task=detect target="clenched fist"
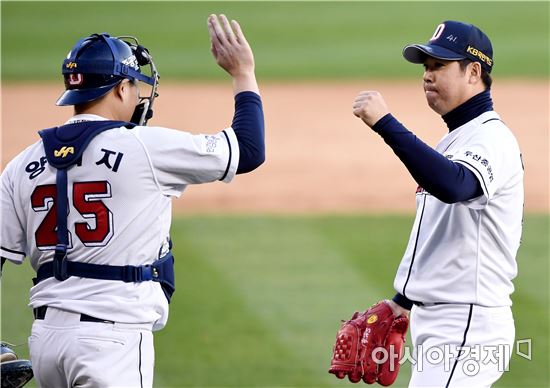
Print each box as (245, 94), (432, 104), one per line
(352, 91), (390, 128)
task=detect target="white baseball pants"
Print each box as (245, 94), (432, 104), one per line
(29, 307), (154, 388)
(408, 303), (514, 388)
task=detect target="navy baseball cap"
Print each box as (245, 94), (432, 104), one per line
(403, 21), (494, 73)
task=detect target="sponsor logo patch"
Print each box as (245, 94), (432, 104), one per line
(54, 146), (75, 158)
(466, 45), (493, 66)
(121, 55), (139, 70)
(68, 73), (83, 86)
(367, 314), (378, 324)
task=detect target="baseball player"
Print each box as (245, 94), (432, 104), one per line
(350, 21), (523, 386)
(1, 14), (264, 387)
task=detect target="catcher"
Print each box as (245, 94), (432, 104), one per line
(1, 14), (264, 387)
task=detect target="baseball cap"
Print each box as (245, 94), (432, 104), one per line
(403, 21), (494, 72)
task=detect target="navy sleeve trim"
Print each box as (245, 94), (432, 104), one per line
(219, 130), (232, 181)
(232, 91), (265, 174)
(392, 293), (414, 311)
(372, 114), (483, 203)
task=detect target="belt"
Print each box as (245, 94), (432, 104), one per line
(33, 306), (114, 324)
(413, 301), (450, 307)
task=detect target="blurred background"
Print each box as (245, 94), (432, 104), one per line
(1, 2), (548, 387)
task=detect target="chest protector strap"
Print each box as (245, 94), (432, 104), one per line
(35, 121), (175, 303)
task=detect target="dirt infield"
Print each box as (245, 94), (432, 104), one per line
(2, 81), (548, 213)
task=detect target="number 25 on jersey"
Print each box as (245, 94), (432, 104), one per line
(31, 181), (113, 250)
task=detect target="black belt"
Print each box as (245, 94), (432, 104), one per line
(33, 306), (114, 324)
(413, 301), (450, 307)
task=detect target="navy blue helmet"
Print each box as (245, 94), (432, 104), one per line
(56, 33), (159, 125)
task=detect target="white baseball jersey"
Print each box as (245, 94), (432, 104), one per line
(1, 114), (240, 330)
(394, 110), (524, 306)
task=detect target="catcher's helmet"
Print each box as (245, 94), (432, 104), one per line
(56, 33), (159, 125)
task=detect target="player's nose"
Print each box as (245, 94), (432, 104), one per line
(422, 69), (434, 84)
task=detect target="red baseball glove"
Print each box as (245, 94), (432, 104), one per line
(328, 301), (409, 386)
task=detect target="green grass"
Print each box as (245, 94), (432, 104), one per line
(1, 1), (548, 80)
(1, 214), (548, 387)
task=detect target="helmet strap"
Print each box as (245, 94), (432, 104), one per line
(130, 100), (153, 126)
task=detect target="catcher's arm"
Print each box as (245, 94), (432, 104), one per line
(207, 13), (265, 176)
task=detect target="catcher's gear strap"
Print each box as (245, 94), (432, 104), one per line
(39, 121), (135, 169)
(33, 251), (175, 302)
(35, 121), (176, 303)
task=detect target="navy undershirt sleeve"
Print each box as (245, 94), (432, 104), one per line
(392, 293), (413, 311)
(372, 114), (483, 203)
(231, 91), (265, 174)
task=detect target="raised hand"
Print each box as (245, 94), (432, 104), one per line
(207, 14), (258, 94)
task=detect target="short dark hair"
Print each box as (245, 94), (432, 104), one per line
(459, 58), (492, 89)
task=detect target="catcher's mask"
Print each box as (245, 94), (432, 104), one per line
(56, 33), (160, 125)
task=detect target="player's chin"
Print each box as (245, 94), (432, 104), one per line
(425, 96), (444, 115)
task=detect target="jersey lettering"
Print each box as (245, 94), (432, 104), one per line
(96, 149), (124, 172)
(73, 181), (114, 246)
(25, 157), (48, 180)
(31, 184), (58, 249)
(31, 181), (113, 249)
(464, 151), (494, 182)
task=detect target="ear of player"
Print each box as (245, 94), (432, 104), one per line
(329, 301), (409, 386)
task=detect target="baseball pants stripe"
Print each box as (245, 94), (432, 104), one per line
(445, 304), (474, 387)
(408, 303), (514, 388)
